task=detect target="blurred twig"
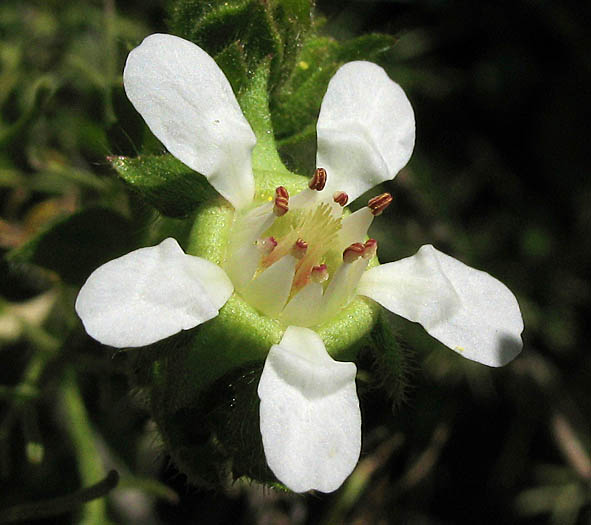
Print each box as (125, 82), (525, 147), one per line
(551, 412), (591, 482)
(513, 352), (590, 482)
(320, 433), (404, 525)
(61, 368), (111, 525)
(0, 470), (119, 524)
(394, 422), (450, 493)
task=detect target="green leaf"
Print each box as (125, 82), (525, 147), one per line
(339, 32), (399, 62)
(167, 0), (313, 90)
(110, 154), (218, 218)
(0, 75), (58, 148)
(271, 0), (313, 86)
(6, 208), (136, 286)
(107, 85), (162, 157)
(271, 33), (398, 142)
(214, 41), (250, 96)
(168, 0), (283, 85)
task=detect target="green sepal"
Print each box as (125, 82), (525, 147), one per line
(239, 59), (309, 188)
(6, 207), (135, 286)
(272, 33), (398, 143)
(110, 154), (217, 218)
(367, 310), (411, 411)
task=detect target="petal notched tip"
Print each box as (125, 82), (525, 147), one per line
(316, 60), (415, 202)
(264, 342), (357, 400)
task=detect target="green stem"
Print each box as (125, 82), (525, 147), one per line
(0, 349), (53, 475)
(0, 384), (38, 402)
(61, 368), (110, 525)
(0, 471), (118, 524)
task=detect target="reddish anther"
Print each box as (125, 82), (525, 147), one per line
(273, 186), (289, 216)
(309, 168), (327, 191)
(333, 191), (349, 207)
(275, 186), (289, 199)
(368, 193), (392, 216)
(343, 242), (365, 263)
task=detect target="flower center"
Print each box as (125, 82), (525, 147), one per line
(261, 200), (342, 292)
(224, 169), (390, 327)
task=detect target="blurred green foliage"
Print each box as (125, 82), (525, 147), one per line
(0, 0), (589, 524)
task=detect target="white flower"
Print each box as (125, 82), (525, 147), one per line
(75, 34), (524, 493)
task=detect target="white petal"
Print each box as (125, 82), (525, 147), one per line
(225, 203), (276, 290)
(224, 242), (261, 293)
(75, 238), (233, 348)
(320, 258), (369, 324)
(123, 33), (256, 209)
(316, 61), (415, 202)
(358, 245), (461, 330)
(280, 282), (323, 327)
(338, 207), (374, 250)
(258, 327), (361, 493)
(241, 255), (296, 317)
(358, 245), (524, 367)
(289, 188), (320, 210)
